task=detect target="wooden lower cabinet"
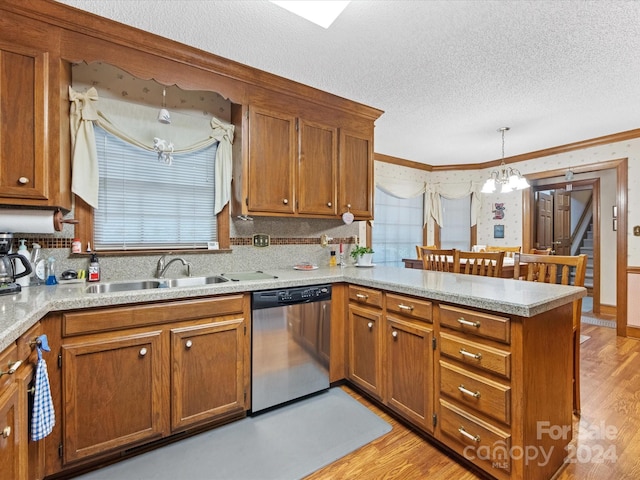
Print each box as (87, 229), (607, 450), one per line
(61, 330), (167, 464)
(347, 303), (383, 401)
(50, 294), (250, 472)
(0, 381), (20, 480)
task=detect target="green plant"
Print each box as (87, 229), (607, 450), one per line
(350, 245), (374, 260)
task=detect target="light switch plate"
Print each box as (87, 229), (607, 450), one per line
(253, 234), (270, 247)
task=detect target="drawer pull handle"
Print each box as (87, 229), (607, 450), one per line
(2, 426), (11, 439)
(458, 426), (481, 443)
(139, 348), (148, 357)
(457, 318), (481, 328)
(459, 348), (482, 360)
(458, 384), (481, 399)
(367, 322), (374, 330)
(398, 304), (414, 311)
(391, 330), (398, 338)
(185, 340), (193, 349)
(0, 360), (22, 377)
(29, 338), (43, 349)
(28, 386), (36, 395)
(356, 293), (369, 300)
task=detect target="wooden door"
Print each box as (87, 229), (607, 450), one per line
(347, 304), (383, 400)
(339, 130), (373, 219)
(554, 190), (571, 255)
(62, 331), (167, 464)
(171, 318), (246, 431)
(536, 191), (553, 250)
(386, 316), (434, 432)
(0, 384), (20, 480)
(297, 119), (337, 216)
(247, 107), (296, 214)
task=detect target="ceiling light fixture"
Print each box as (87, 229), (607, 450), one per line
(270, 1), (350, 28)
(481, 127), (529, 194)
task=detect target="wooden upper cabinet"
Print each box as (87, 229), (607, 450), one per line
(297, 119), (338, 216)
(339, 129), (373, 219)
(0, 13), (70, 209)
(247, 107), (296, 214)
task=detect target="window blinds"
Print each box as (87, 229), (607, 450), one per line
(94, 125), (218, 250)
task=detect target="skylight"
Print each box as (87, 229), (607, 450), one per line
(270, 1), (350, 28)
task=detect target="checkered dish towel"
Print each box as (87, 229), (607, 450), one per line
(31, 334), (55, 441)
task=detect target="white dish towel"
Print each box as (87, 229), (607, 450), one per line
(31, 334), (55, 441)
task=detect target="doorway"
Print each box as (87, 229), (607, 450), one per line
(523, 158), (627, 337)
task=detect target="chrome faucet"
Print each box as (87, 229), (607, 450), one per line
(155, 255), (192, 278)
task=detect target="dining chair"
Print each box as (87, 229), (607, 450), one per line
(453, 250), (505, 277)
(529, 247), (552, 255)
(513, 253), (587, 415)
(486, 245), (521, 258)
(415, 245), (437, 259)
(420, 248), (456, 272)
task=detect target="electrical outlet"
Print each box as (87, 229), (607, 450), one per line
(253, 234), (270, 247)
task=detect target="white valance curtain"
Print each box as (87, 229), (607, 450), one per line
(427, 182), (482, 227)
(375, 174), (481, 227)
(68, 86), (234, 213)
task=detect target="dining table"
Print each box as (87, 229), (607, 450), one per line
(402, 256), (525, 279)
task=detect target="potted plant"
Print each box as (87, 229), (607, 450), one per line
(350, 245), (375, 266)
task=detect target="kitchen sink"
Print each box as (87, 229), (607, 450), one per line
(85, 280), (162, 294)
(84, 275), (230, 294)
(158, 275), (230, 288)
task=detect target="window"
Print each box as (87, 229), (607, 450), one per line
(93, 125), (218, 250)
(439, 196), (471, 250)
(372, 188), (424, 266)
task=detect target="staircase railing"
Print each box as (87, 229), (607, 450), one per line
(570, 194), (593, 256)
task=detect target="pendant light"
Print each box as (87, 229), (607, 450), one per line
(481, 127), (530, 193)
(157, 87), (171, 124)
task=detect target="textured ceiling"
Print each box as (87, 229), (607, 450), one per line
(57, 0), (640, 166)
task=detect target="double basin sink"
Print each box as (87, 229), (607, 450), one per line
(85, 275), (229, 294)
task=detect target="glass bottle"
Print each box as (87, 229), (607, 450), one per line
(45, 257), (58, 285)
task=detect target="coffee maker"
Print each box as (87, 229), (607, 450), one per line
(0, 232), (32, 295)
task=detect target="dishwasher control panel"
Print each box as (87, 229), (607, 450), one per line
(252, 284), (332, 309)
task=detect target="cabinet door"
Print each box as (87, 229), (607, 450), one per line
(386, 316), (434, 433)
(62, 331), (167, 464)
(0, 42), (48, 202)
(347, 304), (383, 400)
(297, 119), (337, 216)
(247, 107), (296, 214)
(0, 383), (20, 480)
(339, 129), (373, 219)
(171, 318), (246, 431)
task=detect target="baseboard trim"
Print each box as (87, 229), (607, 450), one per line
(626, 325), (640, 339)
(599, 304), (617, 316)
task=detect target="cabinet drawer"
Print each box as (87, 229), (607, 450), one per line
(0, 344), (18, 390)
(439, 305), (510, 344)
(440, 399), (511, 474)
(63, 295), (246, 336)
(440, 361), (511, 425)
(440, 332), (511, 379)
(16, 322), (42, 364)
(348, 285), (382, 309)
(385, 293), (432, 323)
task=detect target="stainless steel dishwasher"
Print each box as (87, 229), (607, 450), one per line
(251, 285), (331, 413)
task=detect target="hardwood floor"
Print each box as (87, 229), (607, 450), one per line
(307, 324), (640, 479)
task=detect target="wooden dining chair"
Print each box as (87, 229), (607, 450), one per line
(420, 248), (456, 272)
(453, 250), (505, 277)
(415, 245), (437, 259)
(486, 245), (521, 258)
(513, 253), (587, 415)
(529, 247), (552, 255)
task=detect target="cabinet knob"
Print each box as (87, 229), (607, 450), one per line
(28, 386), (36, 396)
(283, 198), (288, 205)
(391, 330), (398, 338)
(139, 348), (148, 357)
(2, 426), (10, 438)
(327, 202), (332, 207)
(367, 321), (373, 330)
(18, 176), (30, 185)
(185, 340), (193, 349)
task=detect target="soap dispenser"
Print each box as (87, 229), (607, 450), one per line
(15, 239), (31, 287)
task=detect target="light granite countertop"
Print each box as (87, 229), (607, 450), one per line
(0, 265), (585, 352)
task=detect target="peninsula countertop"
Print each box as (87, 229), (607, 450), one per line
(0, 265), (586, 352)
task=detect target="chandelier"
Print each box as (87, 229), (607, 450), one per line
(481, 127), (529, 193)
